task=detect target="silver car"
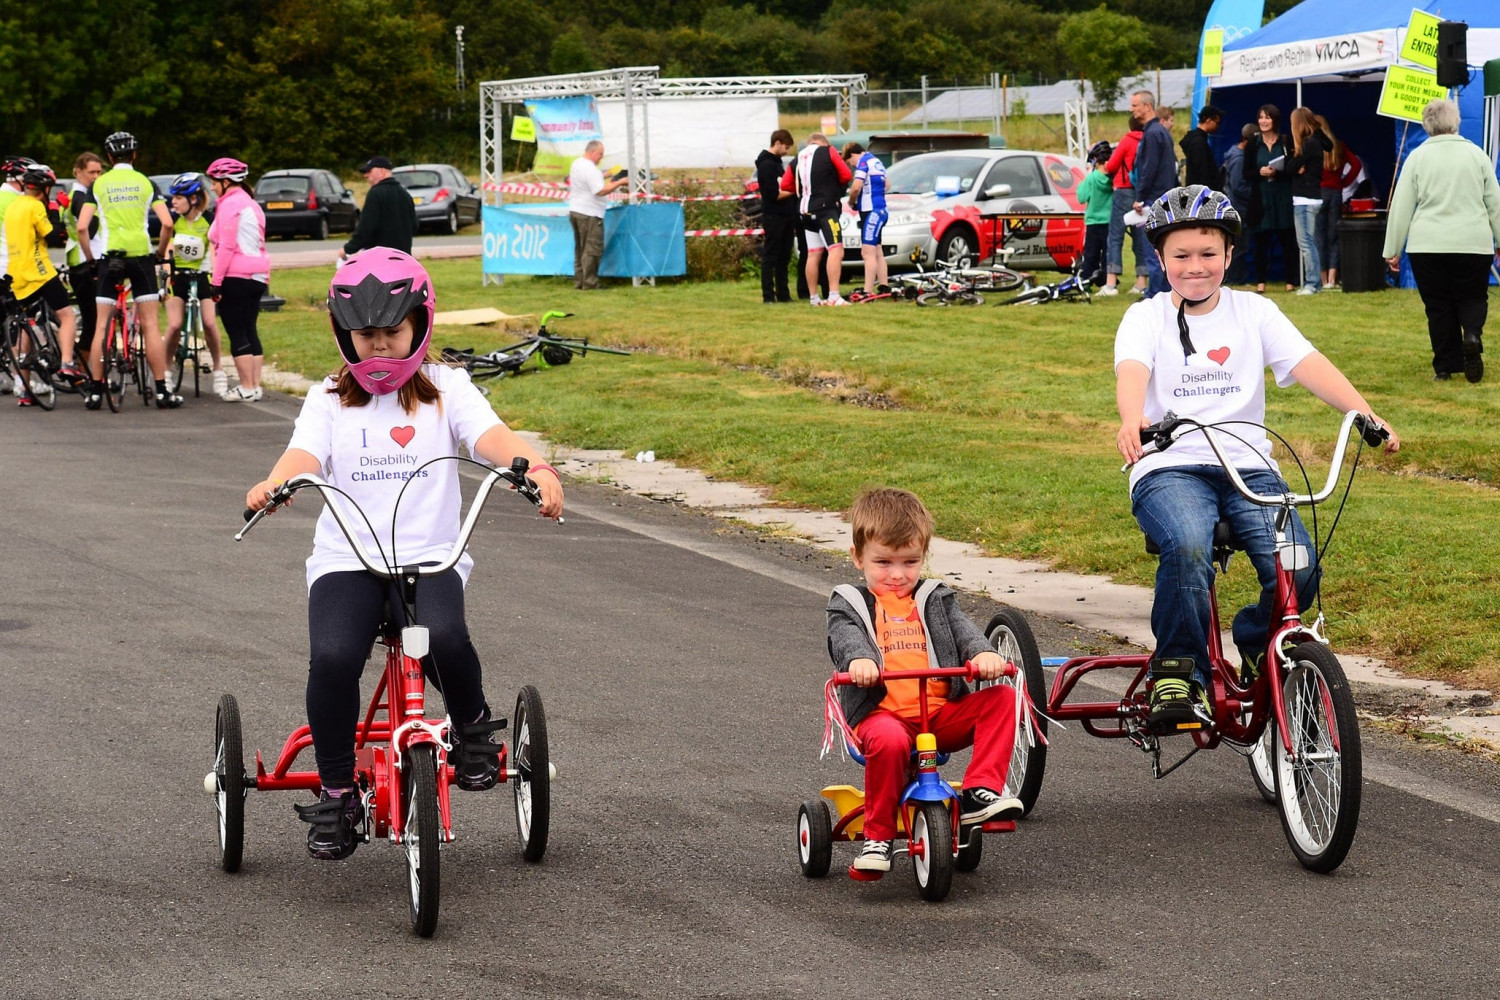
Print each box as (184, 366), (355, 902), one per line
(839, 149), (1088, 272)
(393, 164), (481, 234)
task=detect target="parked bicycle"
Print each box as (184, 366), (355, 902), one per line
(440, 311), (630, 393)
(0, 275), (62, 409)
(1000, 262), (1092, 306)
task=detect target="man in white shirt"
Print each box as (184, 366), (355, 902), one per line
(568, 140), (629, 289)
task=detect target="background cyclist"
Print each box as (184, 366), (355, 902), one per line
(65, 152), (105, 378)
(205, 157), (269, 402)
(0, 155), (35, 395)
(74, 131), (179, 409)
(3, 164), (81, 403)
(162, 172), (226, 397)
(843, 141), (889, 301)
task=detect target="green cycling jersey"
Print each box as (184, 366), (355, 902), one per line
(91, 163), (163, 257)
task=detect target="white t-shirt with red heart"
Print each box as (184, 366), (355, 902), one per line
(1114, 288), (1316, 492)
(286, 364), (503, 589)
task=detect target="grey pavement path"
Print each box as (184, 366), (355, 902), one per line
(0, 391), (1497, 998)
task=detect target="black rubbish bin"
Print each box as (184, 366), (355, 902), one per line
(1339, 214), (1388, 293)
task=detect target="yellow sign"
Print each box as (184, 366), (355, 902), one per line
(1400, 8), (1440, 70)
(1202, 28), (1224, 77)
(1377, 64), (1448, 122)
(509, 116), (536, 143)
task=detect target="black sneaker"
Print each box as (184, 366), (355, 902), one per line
(1239, 650), (1266, 686)
(851, 838), (892, 873)
(294, 788), (362, 860)
(155, 389), (184, 409)
(959, 786), (1024, 824)
(1148, 676), (1199, 733)
(451, 714), (506, 791)
(1463, 331), (1483, 383)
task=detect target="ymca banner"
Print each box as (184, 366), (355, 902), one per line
(1215, 29), (1399, 86)
(524, 97), (603, 172)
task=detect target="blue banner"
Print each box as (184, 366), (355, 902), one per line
(482, 203), (687, 278)
(523, 96), (603, 172)
(1192, 0), (1266, 125)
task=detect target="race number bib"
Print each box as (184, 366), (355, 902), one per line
(172, 233), (206, 262)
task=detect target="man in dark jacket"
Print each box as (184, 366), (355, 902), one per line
(340, 156), (416, 259)
(755, 129), (796, 303)
(1180, 104), (1222, 189)
(1129, 91), (1179, 297)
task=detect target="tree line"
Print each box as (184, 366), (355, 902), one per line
(1, 1), (1297, 177)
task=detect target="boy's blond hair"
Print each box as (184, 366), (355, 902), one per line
(850, 488), (935, 556)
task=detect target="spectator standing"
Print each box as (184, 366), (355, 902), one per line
(1313, 113), (1354, 288)
(781, 133), (851, 306)
(755, 129), (797, 303)
(1075, 140), (1114, 286)
(1130, 90), (1179, 297)
(1221, 124), (1256, 285)
(206, 157), (270, 401)
(1181, 105), (1223, 189)
(340, 156), (416, 260)
(1244, 104), (1298, 293)
(1287, 107), (1328, 294)
(1100, 119), (1148, 296)
(1382, 98), (1500, 383)
(564, 140), (627, 291)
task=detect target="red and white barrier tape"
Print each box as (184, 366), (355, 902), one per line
(486, 181), (751, 203)
(684, 228), (763, 237)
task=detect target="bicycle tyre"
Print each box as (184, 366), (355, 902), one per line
(104, 322), (125, 412)
(984, 608), (1047, 816)
(131, 318), (151, 405)
(915, 292), (951, 307)
(910, 802), (953, 902)
(1002, 287), (1052, 306)
(403, 744), (441, 937)
(954, 824), (982, 872)
(187, 299), (204, 397)
(1248, 720), (1277, 804)
(214, 694), (246, 873)
(1273, 642), (1361, 873)
(513, 684), (550, 862)
(796, 799), (833, 878)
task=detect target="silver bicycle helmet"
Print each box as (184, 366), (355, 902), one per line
(1145, 185), (1241, 250)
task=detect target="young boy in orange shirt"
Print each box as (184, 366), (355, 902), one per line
(826, 488), (1022, 874)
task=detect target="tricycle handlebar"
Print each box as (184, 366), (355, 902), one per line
(832, 662), (1016, 686)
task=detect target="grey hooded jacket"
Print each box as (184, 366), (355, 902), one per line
(825, 580), (993, 729)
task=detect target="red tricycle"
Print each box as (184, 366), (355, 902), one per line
(797, 607), (1048, 902)
(1031, 410), (1389, 873)
(209, 458), (553, 936)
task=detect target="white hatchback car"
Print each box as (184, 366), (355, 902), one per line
(839, 148), (1089, 272)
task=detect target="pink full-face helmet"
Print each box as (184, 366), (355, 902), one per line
(327, 250), (436, 395)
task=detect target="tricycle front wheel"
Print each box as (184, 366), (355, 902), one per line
(910, 802), (953, 902)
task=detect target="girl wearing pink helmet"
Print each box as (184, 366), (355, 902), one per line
(244, 249), (564, 860)
(206, 156), (269, 400)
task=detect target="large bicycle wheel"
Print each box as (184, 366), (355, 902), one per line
(402, 744), (441, 937)
(131, 320), (151, 405)
(1273, 642), (1361, 873)
(186, 300), (204, 397)
(1003, 286), (1052, 306)
(984, 609), (1047, 815)
(512, 684), (550, 862)
(1248, 720), (1277, 804)
(213, 694), (246, 873)
(910, 802), (954, 902)
(104, 325), (126, 412)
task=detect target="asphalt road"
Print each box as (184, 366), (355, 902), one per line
(2, 391), (1497, 999)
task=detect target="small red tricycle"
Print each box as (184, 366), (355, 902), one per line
(1029, 410), (1389, 873)
(797, 607), (1047, 902)
(209, 458), (553, 936)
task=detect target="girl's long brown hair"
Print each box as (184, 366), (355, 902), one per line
(1312, 112), (1345, 172)
(334, 349), (445, 414)
(1290, 107), (1316, 158)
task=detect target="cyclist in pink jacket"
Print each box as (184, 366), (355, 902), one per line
(206, 157), (270, 401)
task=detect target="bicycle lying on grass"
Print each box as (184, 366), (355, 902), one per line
(440, 310), (630, 392)
(1000, 262), (1092, 306)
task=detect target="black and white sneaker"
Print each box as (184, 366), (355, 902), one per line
(294, 788), (363, 860)
(452, 714), (506, 791)
(851, 839), (892, 873)
(959, 786), (1024, 824)
(155, 389), (184, 409)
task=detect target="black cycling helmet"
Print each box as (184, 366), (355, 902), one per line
(1145, 184), (1241, 250)
(2, 154), (36, 179)
(105, 131), (138, 159)
(1088, 139), (1112, 163)
(20, 164), (56, 190)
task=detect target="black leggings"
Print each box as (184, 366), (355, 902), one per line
(219, 277), (264, 357)
(1252, 227), (1299, 285)
(71, 264), (98, 352)
(306, 569), (488, 787)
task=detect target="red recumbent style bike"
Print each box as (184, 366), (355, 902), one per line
(1009, 410), (1388, 873)
(210, 457), (554, 936)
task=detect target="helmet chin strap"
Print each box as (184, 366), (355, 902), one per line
(1175, 292), (1213, 360)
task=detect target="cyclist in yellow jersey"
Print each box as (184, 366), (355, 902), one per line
(163, 172), (226, 396)
(3, 164), (81, 404)
(74, 131), (177, 410)
(0, 156), (31, 395)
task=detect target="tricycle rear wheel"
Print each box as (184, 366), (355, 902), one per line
(513, 685), (550, 862)
(796, 799), (833, 878)
(954, 824), (982, 872)
(213, 694), (245, 873)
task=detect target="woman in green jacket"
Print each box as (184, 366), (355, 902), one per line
(1382, 99), (1500, 383)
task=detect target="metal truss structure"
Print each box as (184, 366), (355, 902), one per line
(1064, 99), (1091, 163)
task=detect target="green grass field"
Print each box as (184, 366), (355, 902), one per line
(260, 261), (1500, 692)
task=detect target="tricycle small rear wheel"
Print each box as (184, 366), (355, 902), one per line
(911, 802), (953, 902)
(513, 685), (550, 862)
(954, 823), (982, 872)
(796, 799), (833, 878)
(213, 694), (246, 873)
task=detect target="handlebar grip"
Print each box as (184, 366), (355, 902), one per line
(243, 507), (257, 522)
(1353, 414), (1389, 448)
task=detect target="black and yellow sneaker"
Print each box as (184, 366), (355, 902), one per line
(1239, 650), (1266, 686)
(1148, 657), (1201, 733)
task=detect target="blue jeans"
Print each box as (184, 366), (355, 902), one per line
(1106, 187), (1150, 277)
(1292, 202), (1322, 290)
(1143, 238), (1168, 298)
(1316, 189), (1341, 274)
(1131, 466), (1321, 687)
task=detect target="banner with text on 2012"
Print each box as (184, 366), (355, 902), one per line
(482, 203), (686, 278)
(524, 97), (603, 173)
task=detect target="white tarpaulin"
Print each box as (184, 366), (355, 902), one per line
(596, 96), (779, 169)
(1213, 29), (1399, 85)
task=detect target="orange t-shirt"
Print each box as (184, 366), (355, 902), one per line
(874, 591), (948, 722)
